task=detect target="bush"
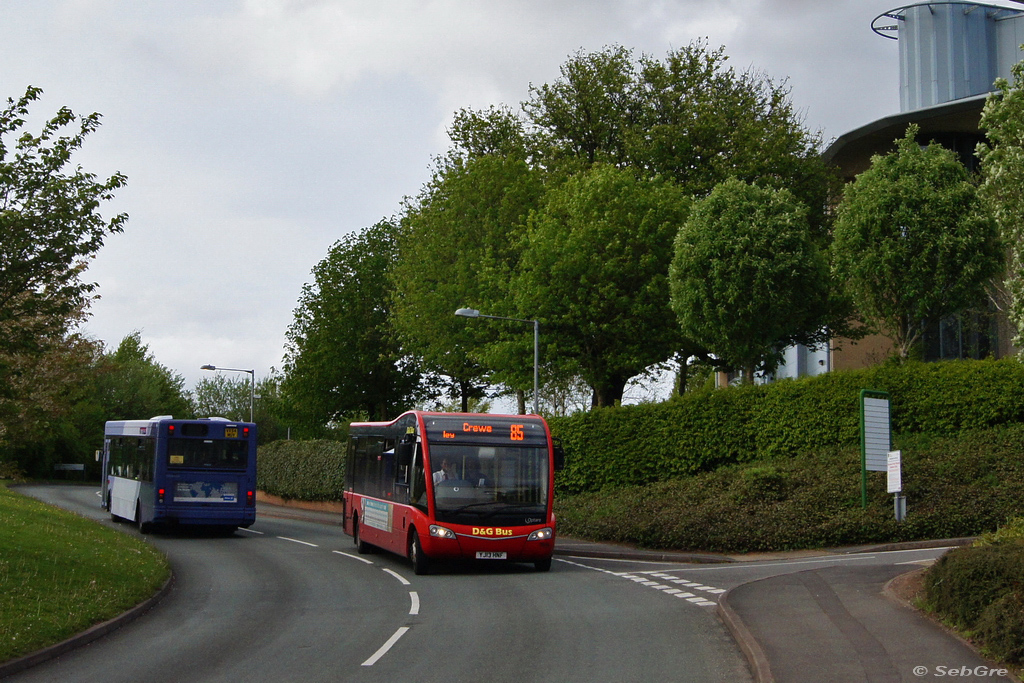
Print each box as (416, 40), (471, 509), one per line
(551, 358), (1024, 494)
(924, 524), (1024, 666)
(257, 440), (346, 501)
(555, 424), (1024, 553)
(975, 590), (1024, 664)
(925, 543), (1024, 629)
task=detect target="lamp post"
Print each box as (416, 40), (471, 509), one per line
(455, 308), (539, 415)
(200, 364), (255, 423)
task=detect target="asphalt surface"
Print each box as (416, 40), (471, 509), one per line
(254, 502), (1018, 683)
(2, 498), (1018, 683)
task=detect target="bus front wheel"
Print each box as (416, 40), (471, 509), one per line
(409, 530), (430, 575)
(534, 557), (552, 572)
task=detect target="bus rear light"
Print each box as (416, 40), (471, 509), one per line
(243, 427), (250, 437)
(527, 528), (553, 541)
(158, 488), (166, 504)
(246, 490), (255, 506)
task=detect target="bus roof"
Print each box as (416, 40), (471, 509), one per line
(104, 416), (253, 436)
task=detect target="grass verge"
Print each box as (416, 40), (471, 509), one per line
(0, 483), (170, 663)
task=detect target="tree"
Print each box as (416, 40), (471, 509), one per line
(978, 59), (1024, 348)
(669, 178), (836, 381)
(391, 113), (546, 410)
(524, 42), (836, 230)
(193, 373), (252, 422)
(0, 86), (127, 355)
(95, 331), (191, 420)
(194, 371), (286, 443)
(833, 126), (1003, 358)
(0, 86), (126, 471)
(515, 164), (690, 406)
(283, 220), (422, 432)
(0, 329), (104, 476)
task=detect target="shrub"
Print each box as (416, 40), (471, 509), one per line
(975, 590), (1024, 664)
(555, 424), (1024, 553)
(551, 358), (1024, 494)
(257, 440), (346, 501)
(924, 542), (1024, 630)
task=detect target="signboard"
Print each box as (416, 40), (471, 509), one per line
(861, 392), (891, 472)
(887, 450), (902, 493)
(860, 389), (892, 508)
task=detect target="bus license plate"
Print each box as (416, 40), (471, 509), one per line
(476, 551), (507, 560)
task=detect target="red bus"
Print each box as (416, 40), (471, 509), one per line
(343, 411), (559, 574)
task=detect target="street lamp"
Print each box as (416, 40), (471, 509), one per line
(455, 308), (539, 415)
(201, 364), (255, 423)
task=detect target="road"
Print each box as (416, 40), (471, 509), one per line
(9, 484), (752, 683)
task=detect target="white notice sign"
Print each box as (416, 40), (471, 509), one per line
(887, 450), (902, 493)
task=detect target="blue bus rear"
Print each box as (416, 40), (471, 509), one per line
(104, 417), (257, 532)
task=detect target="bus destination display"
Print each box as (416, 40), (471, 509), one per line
(423, 416), (547, 446)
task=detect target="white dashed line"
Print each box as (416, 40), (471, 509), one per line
(277, 536), (319, 547)
(409, 591), (420, 615)
(382, 568), (411, 585)
(362, 627), (410, 666)
(332, 550), (374, 565)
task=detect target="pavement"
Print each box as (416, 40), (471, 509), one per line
(1, 499), (1017, 682)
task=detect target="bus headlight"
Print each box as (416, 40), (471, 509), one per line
(429, 524), (456, 540)
(528, 527), (553, 541)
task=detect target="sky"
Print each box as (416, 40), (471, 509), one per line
(0, 0), (990, 394)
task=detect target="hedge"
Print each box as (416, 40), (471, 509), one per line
(257, 439), (346, 501)
(554, 425), (1024, 552)
(550, 358), (1024, 494)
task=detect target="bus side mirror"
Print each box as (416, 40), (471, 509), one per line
(553, 443), (565, 472)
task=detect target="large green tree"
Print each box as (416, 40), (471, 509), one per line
(515, 164), (689, 406)
(978, 59), (1024, 348)
(524, 42), (836, 229)
(833, 127), (1003, 358)
(95, 331), (191, 421)
(194, 371), (285, 443)
(394, 44), (837, 410)
(0, 86), (127, 468)
(283, 220), (422, 431)
(391, 110), (546, 411)
(0, 86), (127, 355)
(669, 178), (836, 381)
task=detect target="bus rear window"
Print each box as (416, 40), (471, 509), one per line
(168, 438), (249, 469)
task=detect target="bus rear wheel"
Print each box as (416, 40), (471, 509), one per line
(136, 502), (151, 534)
(353, 516), (371, 554)
(409, 530), (430, 575)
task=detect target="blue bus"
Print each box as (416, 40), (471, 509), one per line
(102, 416), (257, 533)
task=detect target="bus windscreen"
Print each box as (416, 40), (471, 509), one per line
(430, 443), (549, 526)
